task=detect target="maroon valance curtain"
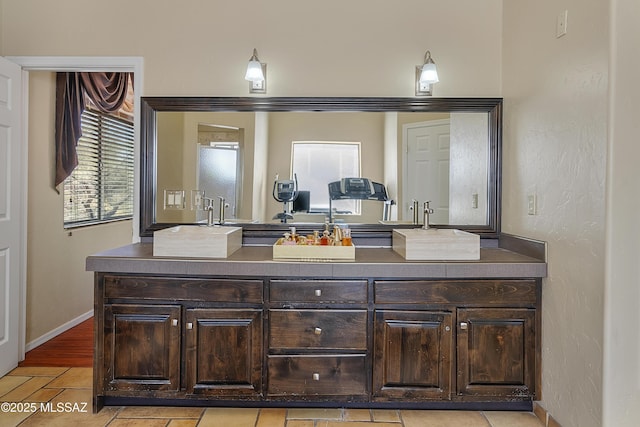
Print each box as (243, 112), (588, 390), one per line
(54, 72), (132, 188)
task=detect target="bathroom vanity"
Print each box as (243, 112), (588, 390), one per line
(88, 236), (546, 412)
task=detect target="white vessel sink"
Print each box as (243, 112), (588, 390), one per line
(392, 228), (480, 261)
(153, 225), (242, 258)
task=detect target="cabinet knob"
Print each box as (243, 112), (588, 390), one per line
(186, 322), (193, 330)
(445, 326), (451, 332)
(312, 373), (320, 381)
(314, 289), (322, 297)
(172, 319), (178, 327)
(460, 322), (468, 330)
(314, 327), (322, 335)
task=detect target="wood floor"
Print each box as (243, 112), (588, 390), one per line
(18, 317), (93, 367)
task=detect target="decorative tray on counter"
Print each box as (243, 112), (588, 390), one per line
(272, 239), (355, 261)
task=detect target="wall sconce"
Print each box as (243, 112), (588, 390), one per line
(415, 50), (439, 96)
(244, 48), (267, 94)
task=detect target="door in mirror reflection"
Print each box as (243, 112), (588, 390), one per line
(197, 143), (240, 222)
(404, 120), (450, 224)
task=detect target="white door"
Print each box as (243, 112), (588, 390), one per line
(0, 57), (23, 376)
(404, 120), (450, 224)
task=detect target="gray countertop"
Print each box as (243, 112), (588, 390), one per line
(86, 243), (547, 279)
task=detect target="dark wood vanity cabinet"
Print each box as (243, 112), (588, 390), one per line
(94, 274), (540, 411)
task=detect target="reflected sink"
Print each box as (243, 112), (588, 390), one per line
(392, 228), (480, 261)
(153, 225), (242, 258)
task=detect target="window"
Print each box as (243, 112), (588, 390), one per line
(291, 141), (361, 214)
(63, 108), (134, 228)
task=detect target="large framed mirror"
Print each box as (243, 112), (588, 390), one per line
(140, 97), (502, 240)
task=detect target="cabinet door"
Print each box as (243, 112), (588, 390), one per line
(373, 310), (453, 401)
(185, 309), (262, 397)
(104, 304), (181, 391)
(457, 308), (536, 398)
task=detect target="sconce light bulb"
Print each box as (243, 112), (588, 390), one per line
(245, 49), (265, 82)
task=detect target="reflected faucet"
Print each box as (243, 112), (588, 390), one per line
(423, 201), (434, 230)
(410, 199), (420, 225)
(217, 196), (228, 225)
(203, 198), (215, 226)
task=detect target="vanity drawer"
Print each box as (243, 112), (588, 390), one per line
(374, 280), (538, 305)
(269, 310), (367, 350)
(270, 280), (367, 304)
(267, 355), (367, 396)
(104, 275), (263, 303)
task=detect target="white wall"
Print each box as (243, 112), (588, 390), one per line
(502, 1), (608, 426)
(1, 0), (502, 97)
(603, 0), (640, 426)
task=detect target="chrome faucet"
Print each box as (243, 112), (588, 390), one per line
(203, 198), (215, 226)
(423, 201), (434, 230)
(217, 196), (228, 225)
(410, 199), (420, 225)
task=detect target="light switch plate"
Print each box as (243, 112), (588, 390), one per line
(527, 194), (537, 215)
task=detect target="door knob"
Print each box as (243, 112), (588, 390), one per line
(460, 322), (468, 330)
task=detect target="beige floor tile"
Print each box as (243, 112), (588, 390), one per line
(46, 367), (92, 389)
(0, 409), (34, 427)
(117, 406), (204, 419)
(483, 411), (544, 427)
(109, 419), (171, 427)
(287, 408), (342, 420)
(198, 407), (259, 427)
(23, 387), (63, 403)
(0, 376), (30, 397)
(324, 423), (399, 427)
(344, 408), (372, 421)
(256, 408), (286, 427)
(168, 420), (200, 427)
(9, 367), (69, 377)
(372, 409), (401, 422)
(0, 376), (56, 402)
(402, 410), (491, 427)
(49, 387), (93, 410)
(18, 405), (119, 427)
(287, 421), (314, 427)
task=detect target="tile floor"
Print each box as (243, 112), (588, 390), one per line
(0, 367), (546, 427)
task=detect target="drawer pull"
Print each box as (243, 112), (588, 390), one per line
(172, 319), (178, 327)
(314, 289), (322, 297)
(312, 373), (320, 381)
(186, 322), (193, 330)
(460, 322), (468, 330)
(314, 327), (322, 335)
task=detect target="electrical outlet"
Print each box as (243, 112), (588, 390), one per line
(527, 194), (537, 215)
(556, 10), (568, 38)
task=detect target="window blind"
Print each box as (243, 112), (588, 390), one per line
(63, 109), (134, 227)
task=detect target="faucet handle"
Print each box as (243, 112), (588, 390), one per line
(424, 200), (434, 213)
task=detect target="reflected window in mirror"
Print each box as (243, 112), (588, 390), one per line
(291, 141), (361, 215)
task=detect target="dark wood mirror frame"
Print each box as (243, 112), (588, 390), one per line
(140, 97), (502, 241)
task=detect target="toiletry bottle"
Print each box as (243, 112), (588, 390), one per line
(342, 226), (352, 246)
(320, 230), (330, 245)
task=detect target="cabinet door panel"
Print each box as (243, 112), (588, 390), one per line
(373, 310), (452, 400)
(185, 309), (262, 397)
(457, 308), (536, 398)
(104, 304), (181, 391)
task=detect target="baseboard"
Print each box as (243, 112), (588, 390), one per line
(25, 310), (93, 352)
